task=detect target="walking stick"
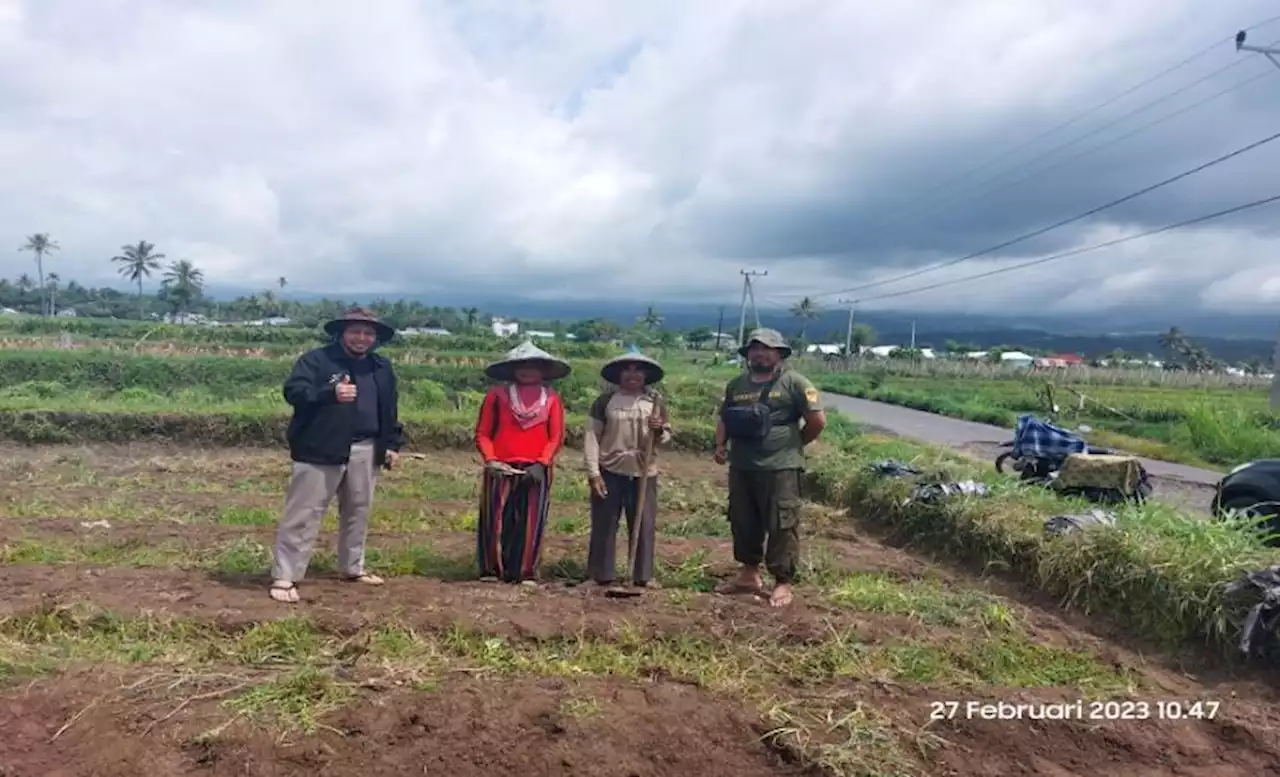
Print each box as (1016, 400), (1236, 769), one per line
(607, 392), (663, 598)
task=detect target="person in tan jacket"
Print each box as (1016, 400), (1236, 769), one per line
(583, 349), (671, 590)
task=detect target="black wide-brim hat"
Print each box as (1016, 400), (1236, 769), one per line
(600, 349), (664, 385)
(323, 306), (395, 343)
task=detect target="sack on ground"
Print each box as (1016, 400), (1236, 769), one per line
(1051, 453), (1145, 496)
(1224, 564), (1280, 661)
(1043, 509), (1117, 538)
(905, 480), (989, 505)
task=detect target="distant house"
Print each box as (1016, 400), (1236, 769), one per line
(491, 318), (519, 337)
(400, 326), (452, 337)
(708, 332), (738, 351)
(1035, 353), (1085, 368)
(55, 308), (78, 318)
(806, 343), (843, 356)
(1000, 351), (1035, 369)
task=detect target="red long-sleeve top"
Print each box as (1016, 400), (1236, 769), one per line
(475, 385), (565, 466)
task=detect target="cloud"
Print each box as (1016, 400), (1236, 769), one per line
(3, 0), (1280, 316)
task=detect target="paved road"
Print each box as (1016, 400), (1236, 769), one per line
(823, 393), (1223, 487)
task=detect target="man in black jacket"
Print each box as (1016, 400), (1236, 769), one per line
(269, 306), (405, 603)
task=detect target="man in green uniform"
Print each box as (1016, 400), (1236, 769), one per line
(713, 328), (826, 607)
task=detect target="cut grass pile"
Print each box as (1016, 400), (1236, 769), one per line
(807, 432), (1280, 656)
(813, 371), (1278, 468)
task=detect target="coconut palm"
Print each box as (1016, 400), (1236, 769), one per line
(112, 241), (165, 320)
(161, 260), (205, 317)
(19, 233), (59, 315)
(790, 296), (822, 342)
(640, 305), (663, 331)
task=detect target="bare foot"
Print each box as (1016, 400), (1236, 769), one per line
(715, 569), (764, 595)
(269, 580), (299, 603)
(769, 584), (793, 608)
(520, 579), (538, 588)
(346, 573), (384, 585)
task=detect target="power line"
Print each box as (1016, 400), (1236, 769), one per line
(850, 193), (1280, 305)
(854, 52), (1268, 245)
(908, 69), (1272, 232)
(907, 12), (1280, 205)
(812, 125), (1280, 299)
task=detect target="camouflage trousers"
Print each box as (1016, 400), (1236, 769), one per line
(727, 467), (803, 584)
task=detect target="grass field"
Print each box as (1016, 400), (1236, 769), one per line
(811, 366), (1279, 469)
(4, 335), (1280, 775)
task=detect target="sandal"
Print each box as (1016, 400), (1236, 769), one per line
(346, 573), (385, 585)
(269, 580), (299, 603)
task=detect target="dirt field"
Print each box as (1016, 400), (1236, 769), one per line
(3, 443), (1280, 776)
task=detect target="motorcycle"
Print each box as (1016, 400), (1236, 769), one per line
(994, 414), (1110, 481)
(995, 414), (1151, 504)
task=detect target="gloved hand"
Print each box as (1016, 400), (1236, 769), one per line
(522, 463), (547, 484)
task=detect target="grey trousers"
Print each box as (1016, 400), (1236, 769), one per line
(271, 441), (378, 582)
(587, 470), (657, 585)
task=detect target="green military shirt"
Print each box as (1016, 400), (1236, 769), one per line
(721, 367), (823, 471)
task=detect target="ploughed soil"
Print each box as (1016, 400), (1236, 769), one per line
(3, 444), (1280, 776)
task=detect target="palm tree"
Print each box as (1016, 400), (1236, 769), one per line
(278, 276), (287, 294)
(112, 241), (165, 320)
(1158, 327), (1185, 354)
(790, 296), (822, 342)
(640, 305), (663, 331)
(46, 272), (60, 315)
(462, 307), (480, 329)
(19, 233), (59, 316)
(161, 260), (205, 317)
(15, 273), (33, 309)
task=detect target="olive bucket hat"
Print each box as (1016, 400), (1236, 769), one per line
(323, 306), (396, 343)
(485, 340), (572, 383)
(600, 346), (665, 386)
(737, 327), (792, 359)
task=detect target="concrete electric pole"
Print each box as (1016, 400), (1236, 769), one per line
(838, 297), (858, 359)
(737, 270), (767, 348)
(1236, 30), (1280, 409)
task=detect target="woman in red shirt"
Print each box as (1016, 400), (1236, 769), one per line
(474, 342), (570, 584)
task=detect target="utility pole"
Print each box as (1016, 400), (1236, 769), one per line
(838, 297), (858, 359)
(737, 270), (767, 347)
(714, 305), (725, 351)
(1236, 30), (1280, 409)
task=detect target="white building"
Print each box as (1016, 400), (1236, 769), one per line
(1000, 351), (1035, 369)
(491, 318), (519, 337)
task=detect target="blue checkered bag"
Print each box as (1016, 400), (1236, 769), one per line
(1011, 414), (1087, 461)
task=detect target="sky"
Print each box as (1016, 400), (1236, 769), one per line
(3, 0), (1280, 317)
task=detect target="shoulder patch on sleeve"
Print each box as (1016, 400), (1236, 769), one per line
(805, 386), (820, 404)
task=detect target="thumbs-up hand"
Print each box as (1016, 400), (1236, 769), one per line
(335, 374), (358, 403)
